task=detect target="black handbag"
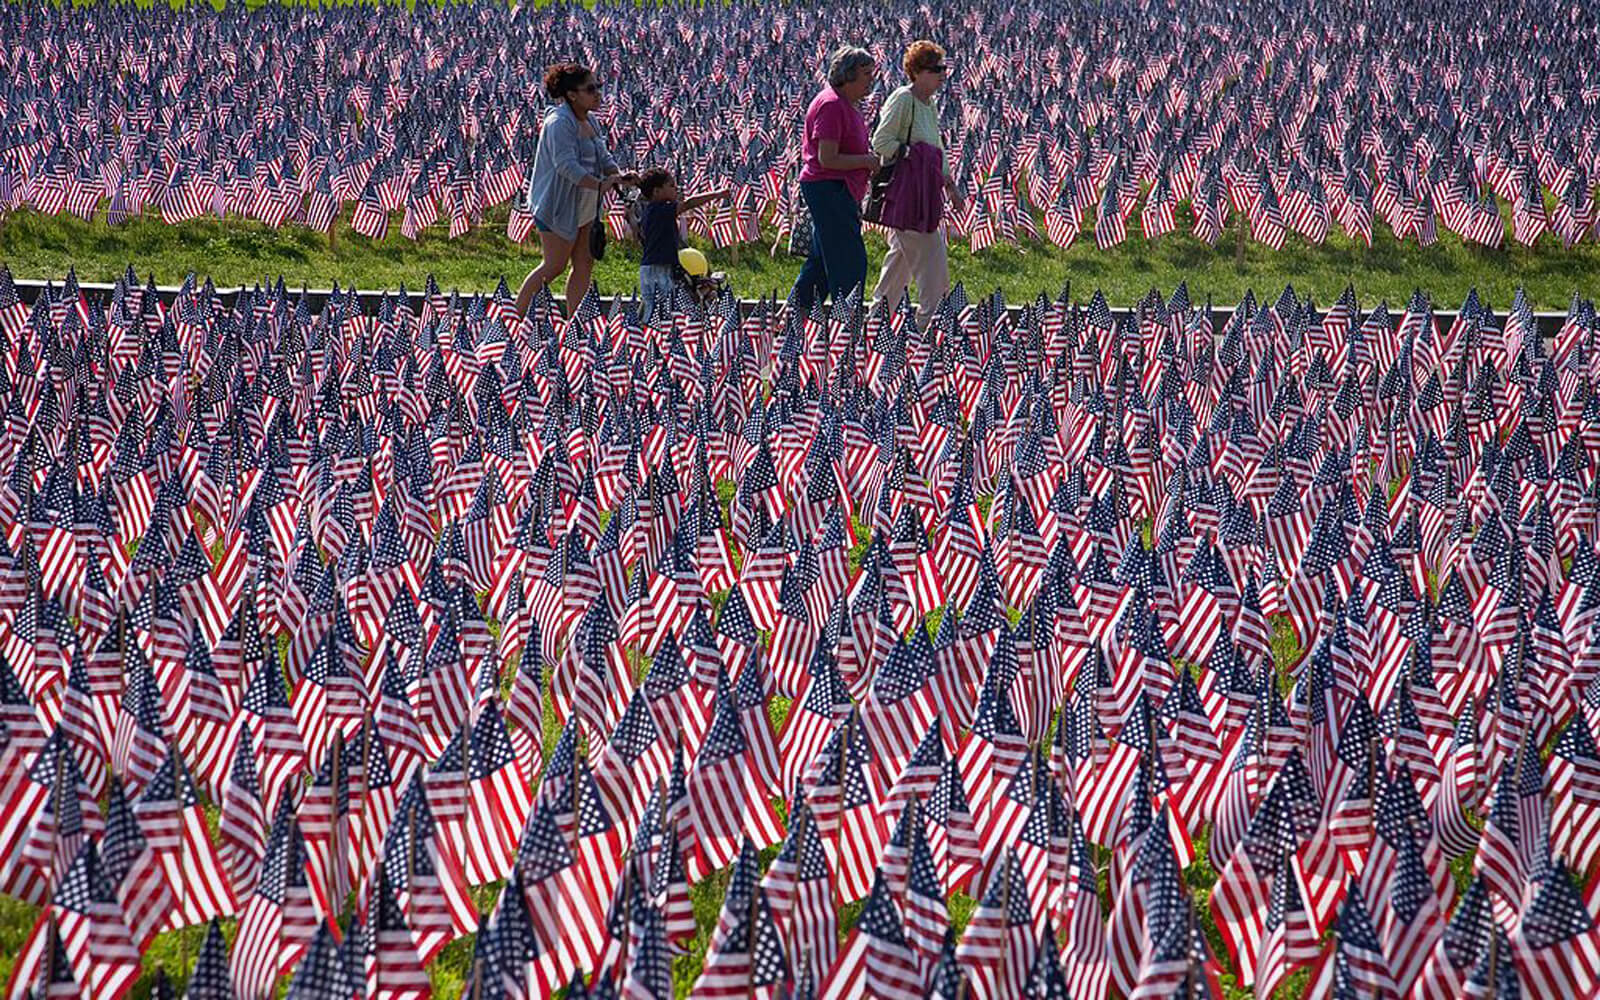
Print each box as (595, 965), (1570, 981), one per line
(862, 104), (914, 225)
(588, 190), (607, 260)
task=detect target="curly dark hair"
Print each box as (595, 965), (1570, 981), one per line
(543, 62), (592, 101)
(637, 167), (675, 199)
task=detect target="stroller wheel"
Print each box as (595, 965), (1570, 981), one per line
(692, 274), (727, 306)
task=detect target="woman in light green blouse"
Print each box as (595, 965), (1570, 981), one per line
(869, 40), (966, 329)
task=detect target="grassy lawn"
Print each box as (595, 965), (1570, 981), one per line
(3, 202), (1598, 310)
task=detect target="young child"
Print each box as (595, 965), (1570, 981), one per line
(636, 167), (730, 323)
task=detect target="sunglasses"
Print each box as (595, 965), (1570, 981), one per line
(924, 65), (949, 74)
(577, 82), (603, 93)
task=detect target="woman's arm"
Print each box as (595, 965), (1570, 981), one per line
(870, 91), (909, 160)
(941, 148), (965, 210)
(817, 139), (880, 173)
(945, 173), (966, 213)
(811, 98), (880, 173)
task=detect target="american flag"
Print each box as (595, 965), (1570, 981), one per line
(616, 875), (674, 999)
(1512, 862), (1600, 998)
(133, 748), (237, 929)
(902, 809), (952, 970)
(820, 869), (921, 999)
(100, 777), (176, 951)
(284, 922), (353, 1000)
(363, 870), (431, 999)
(691, 840), (789, 999)
(760, 793), (837, 985)
(956, 852), (1036, 1000)
(459, 704), (534, 883)
(230, 798), (320, 999)
(188, 919), (234, 1000)
(50, 842), (143, 1000)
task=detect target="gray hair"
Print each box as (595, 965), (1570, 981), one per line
(826, 46), (875, 88)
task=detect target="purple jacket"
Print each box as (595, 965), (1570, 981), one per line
(880, 141), (945, 234)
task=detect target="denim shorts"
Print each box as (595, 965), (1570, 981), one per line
(639, 263), (677, 322)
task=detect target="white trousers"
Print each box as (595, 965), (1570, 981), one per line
(871, 226), (950, 327)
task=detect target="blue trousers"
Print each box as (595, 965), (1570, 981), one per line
(791, 179), (867, 311)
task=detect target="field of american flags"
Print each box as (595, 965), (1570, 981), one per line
(2, 257), (1600, 1000)
(6, 0), (1600, 995)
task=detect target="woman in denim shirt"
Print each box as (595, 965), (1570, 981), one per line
(515, 62), (634, 317)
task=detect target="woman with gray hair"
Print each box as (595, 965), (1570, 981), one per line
(790, 45), (883, 312)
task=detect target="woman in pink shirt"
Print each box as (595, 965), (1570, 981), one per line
(791, 46), (884, 312)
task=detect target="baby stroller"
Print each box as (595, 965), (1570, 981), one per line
(673, 247), (728, 308)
